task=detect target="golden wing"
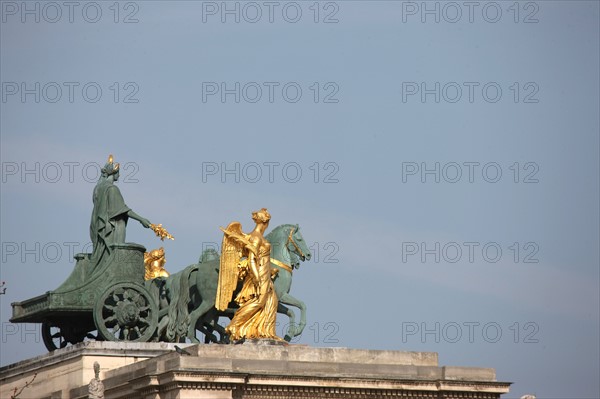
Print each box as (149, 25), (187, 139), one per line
(216, 222), (249, 311)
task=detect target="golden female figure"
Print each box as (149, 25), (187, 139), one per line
(216, 208), (281, 341)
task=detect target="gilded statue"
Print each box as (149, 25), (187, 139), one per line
(144, 247), (170, 280)
(216, 208), (282, 342)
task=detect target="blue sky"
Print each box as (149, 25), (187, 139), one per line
(1, 1), (599, 397)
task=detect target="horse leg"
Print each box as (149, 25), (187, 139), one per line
(210, 318), (230, 344)
(203, 322), (213, 344)
(196, 309), (221, 344)
(196, 321), (218, 343)
(277, 303), (297, 342)
(278, 293), (306, 338)
(198, 319), (219, 343)
(187, 300), (215, 343)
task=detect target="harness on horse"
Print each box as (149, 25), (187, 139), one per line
(270, 227), (303, 274)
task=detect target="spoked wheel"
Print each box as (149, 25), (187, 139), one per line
(42, 322), (99, 351)
(94, 283), (158, 342)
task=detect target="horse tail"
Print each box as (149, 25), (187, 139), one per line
(144, 279), (160, 305)
(165, 272), (181, 341)
(175, 264), (196, 339)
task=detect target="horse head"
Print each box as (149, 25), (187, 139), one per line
(199, 248), (219, 263)
(286, 224), (311, 269)
(266, 224), (311, 269)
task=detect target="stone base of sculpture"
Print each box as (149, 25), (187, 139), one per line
(239, 338), (288, 346)
(0, 341), (510, 398)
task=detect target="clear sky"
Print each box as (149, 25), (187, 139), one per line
(1, 1), (599, 398)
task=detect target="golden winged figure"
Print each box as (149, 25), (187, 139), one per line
(216, 208), (282, 341)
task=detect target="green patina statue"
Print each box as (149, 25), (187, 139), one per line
(90, 155), (151, 271)
(11, 155), (175, 350)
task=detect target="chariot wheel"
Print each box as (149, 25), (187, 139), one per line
(42, 322), (99, 351)
(94, 283), (158, 342)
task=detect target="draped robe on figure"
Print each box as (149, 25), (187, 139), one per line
(89, 180), (131, 271)
(225, 239), (278, 340)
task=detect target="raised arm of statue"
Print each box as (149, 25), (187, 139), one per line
(127, 210), (151, 228)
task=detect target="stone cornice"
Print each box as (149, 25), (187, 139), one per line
(1, 342), (511, 399)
